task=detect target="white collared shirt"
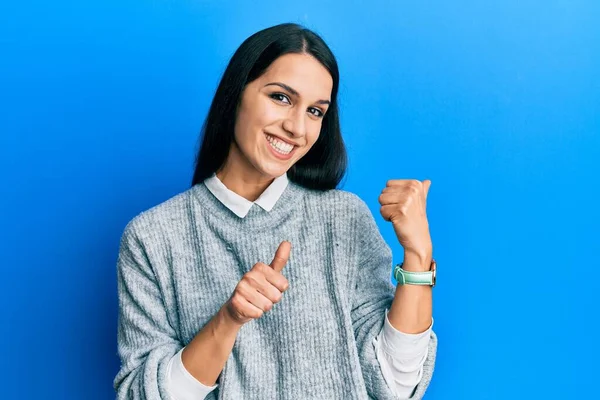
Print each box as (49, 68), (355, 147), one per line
(166, 172), (432, 399)
(202, 171), (289, 218)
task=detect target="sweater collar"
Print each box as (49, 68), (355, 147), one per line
(203, 172), (289, 218)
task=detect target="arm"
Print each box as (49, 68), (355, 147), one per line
(113, 218), (241, 399)
(166, 347), (218, 400)
(388, 251), (433, 334)
(113, 218), (183, 399)
(351, 198), (437, 400)
(176, 305), (242, 388)
(174, 239), (291, 388)
(165, 302), (243, 400)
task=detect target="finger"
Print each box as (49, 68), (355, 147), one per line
(378, 192), (401, 206)
(380, 204), (395, 222)
(258, 282), (284, 304)
(259, 264), (290, 292)
(238, 280), (274, 312)
(231, 294), (264, 320)
(248, 269), (284, 303)
(270, 241), (291, 273)
(253, 262), (289, 292)
(381, 186), (404, 193)
(386, 179), (411, 187)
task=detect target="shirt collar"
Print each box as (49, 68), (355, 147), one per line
(203, 172), (289, 218)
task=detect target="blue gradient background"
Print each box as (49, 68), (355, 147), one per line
(1, 1), (598, 398)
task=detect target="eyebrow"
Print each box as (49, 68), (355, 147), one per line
(264, 82), (331, 105)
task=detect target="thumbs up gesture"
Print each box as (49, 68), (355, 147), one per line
(378, 179), (433, 267)
(224, 241), (291, 325)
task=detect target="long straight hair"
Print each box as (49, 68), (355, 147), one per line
(191, 23), (347, 190)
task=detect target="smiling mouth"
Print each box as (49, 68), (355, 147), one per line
(265, 133), (296, 155)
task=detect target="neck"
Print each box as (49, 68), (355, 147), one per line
(216, 143), (278, 202)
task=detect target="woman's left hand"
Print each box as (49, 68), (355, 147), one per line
(378, 179), (433, 268)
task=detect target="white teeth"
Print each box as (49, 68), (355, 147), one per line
(266, 134), (294, 155)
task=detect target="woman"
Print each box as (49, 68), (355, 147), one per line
(114, 23), (437, 399)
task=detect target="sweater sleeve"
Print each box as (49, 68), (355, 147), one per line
(374, 311), (433, 397)
(113, 218), (182, 400)
(350, 197), (438, 400)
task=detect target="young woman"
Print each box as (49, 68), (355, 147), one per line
(114, 23), (437, 400)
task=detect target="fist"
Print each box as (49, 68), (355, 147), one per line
(378, 179), (432, 260)
(224, 241), (291, 325)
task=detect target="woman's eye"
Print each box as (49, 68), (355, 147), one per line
(270, 93), (290, 104)
(270, 93), (323, 118)
(308, 107), (324, 118)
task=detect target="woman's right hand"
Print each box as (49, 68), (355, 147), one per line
(224, 241), (291, 325)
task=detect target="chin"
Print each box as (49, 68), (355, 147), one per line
(261, 167), (288, 178)
(258, 161), (292, 178)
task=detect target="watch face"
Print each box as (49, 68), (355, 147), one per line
(431, 259), (437, 286)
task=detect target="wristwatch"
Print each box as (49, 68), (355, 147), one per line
(393, 259), (437, 287)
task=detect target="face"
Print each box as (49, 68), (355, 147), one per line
(227, 52), (334, 180)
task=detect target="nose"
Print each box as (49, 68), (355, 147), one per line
(282, 108), (306, 139)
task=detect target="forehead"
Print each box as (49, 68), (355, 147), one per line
(259, 53), (333, 100)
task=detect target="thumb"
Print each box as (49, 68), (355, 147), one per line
(270, 241), (291, 273)
(422, 179), (432, 202)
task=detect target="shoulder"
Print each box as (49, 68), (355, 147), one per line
(299, 185), (387, 254)
(119, 187), (195, 244)
(300, 185), (373, 222)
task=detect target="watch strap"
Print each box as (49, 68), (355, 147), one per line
(393, 262), (435, 286)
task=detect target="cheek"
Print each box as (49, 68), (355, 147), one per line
(233, 105), (250, 140)
(306, 123), (322, 146)
(242, 99), (280, 136)
(259, 101), (285, 126)
(236, 92), (265, 127)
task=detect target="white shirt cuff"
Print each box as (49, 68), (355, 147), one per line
(373, 309), (433, 397)
(167, 347), (218, 400)
(381, 309), (433, 358)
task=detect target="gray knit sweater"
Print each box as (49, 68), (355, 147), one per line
(113, 179), (437, 399)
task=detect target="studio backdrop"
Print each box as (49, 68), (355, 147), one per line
(1, 1), (598, 399)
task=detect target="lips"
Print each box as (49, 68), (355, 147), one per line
(265, 133), (297, 160)
(264, 133), (298, 147)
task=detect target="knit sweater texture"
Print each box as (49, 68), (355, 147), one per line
(113, 179), (437, 399)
